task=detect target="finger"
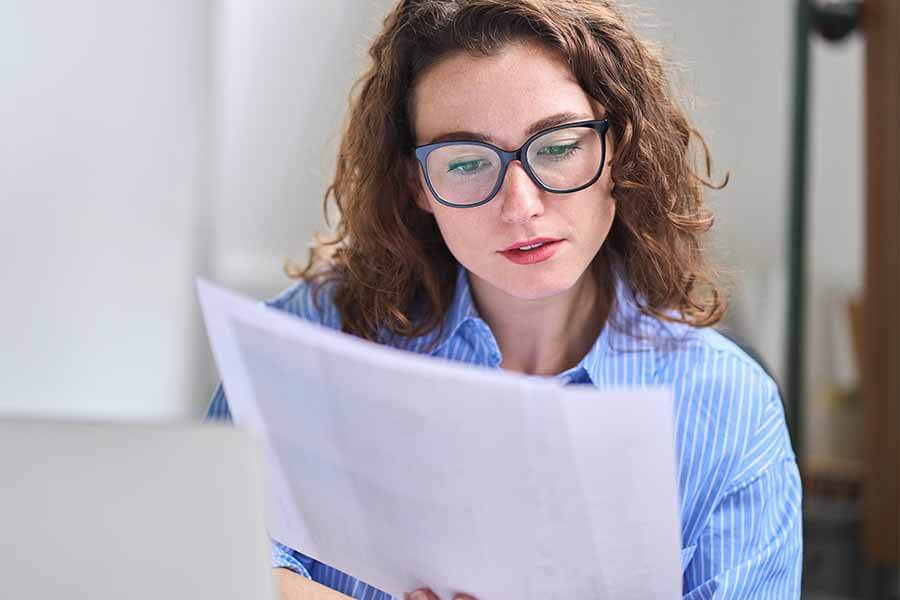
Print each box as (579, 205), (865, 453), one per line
(404, 589), (440, 600)
(453, 595), (478, 600)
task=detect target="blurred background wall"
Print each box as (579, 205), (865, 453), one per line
(0, 0), (391, 419)
(0, 0), (212, 420)
(0, 1), (863, 461)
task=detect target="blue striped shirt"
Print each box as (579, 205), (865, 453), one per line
(206, 265), (802, 598)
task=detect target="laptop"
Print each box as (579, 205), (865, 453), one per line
(0, 418), (274, 600)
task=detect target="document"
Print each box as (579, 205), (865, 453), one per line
(198, 280), (682, 599)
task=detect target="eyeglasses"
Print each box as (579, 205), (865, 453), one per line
(413, 119), (609, 208)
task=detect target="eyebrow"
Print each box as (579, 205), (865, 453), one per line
(425, 111), (594, 146)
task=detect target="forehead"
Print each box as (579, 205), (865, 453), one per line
(411, 41), (599, 147)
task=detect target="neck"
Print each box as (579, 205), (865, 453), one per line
(469, 266), (609, 376)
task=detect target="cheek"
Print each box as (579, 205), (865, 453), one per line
(585, 200), (615, 250)
(430, 206), (505, 272)
(603, 192), (616, 223)
(591, 169), (617, 229)
(574, 181), (615, 231)
(430, 207), (482, 252)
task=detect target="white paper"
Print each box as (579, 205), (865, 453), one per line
(197, 279), (682, 599)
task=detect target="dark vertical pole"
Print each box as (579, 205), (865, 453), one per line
(786, 0), (811, 456)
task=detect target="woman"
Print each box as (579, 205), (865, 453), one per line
(207, 0), (802, 598)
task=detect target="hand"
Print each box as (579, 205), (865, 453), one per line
(404, 588), (477, 600)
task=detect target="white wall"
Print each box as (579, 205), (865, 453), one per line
(0, 1), (212, 420)
(211, 1), (392, 298)
(195, 1), (396, 412)
(636, 1), (794, 269)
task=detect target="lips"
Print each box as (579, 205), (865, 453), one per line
(500, 237), (562, 252)
(498, 238), (564, 265)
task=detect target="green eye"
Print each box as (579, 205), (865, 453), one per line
(447, 159), (488, 173)
(537, 142), (579, 156)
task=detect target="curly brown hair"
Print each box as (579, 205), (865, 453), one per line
(289, 0), (728, 346)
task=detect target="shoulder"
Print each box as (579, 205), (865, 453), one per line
(607, 276), (779, 408)
(264, 277), (342, 330)
(652, 323), (795, 493)
(657, 323), (782, 419)
(610, 294), (782, 417)
(657, 323), (779, 397)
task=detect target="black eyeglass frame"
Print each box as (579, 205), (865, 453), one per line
(413, 118), (610, 209)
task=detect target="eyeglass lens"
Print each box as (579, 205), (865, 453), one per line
(424, 125), (604, 206)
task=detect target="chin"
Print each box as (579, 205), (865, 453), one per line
(494, 268), (583, 301)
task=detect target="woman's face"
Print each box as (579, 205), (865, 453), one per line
(411, 41), (616, 302)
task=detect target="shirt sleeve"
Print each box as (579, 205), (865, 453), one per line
(271, 539), (315, 579)
(203, 383), (232, 423)
(681, 388), (803, 598)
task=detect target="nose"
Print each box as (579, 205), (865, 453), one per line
(499, 162), (544, 224)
